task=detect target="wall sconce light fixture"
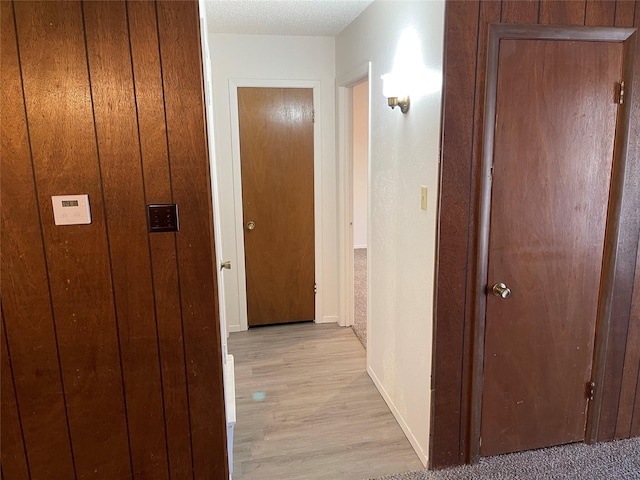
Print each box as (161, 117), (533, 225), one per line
(382, 73), (410, 114)
(386, 95), (410, 114)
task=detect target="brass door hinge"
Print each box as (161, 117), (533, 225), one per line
(314, 283), (317, 294)
(616, 81), (625, 105)
(312, 109), (315, 123)
(586, 381), (596, 401)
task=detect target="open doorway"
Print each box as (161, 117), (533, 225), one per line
(351, 79), (368, 350)
(223, 71), (423, 480)
(337, 63), (371, 357)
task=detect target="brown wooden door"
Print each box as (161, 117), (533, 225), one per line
(238, 87), (315, 326)
(480, 39), (623, 456)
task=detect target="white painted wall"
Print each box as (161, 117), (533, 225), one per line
(352, 80), (368, 249)
(336, 0), (445, 467)
(202, 27), (338, 331)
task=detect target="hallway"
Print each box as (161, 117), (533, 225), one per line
(228, 323), (422, 479)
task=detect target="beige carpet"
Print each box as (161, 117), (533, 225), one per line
(371, 437), (640, 479)
(352, 248), (367, 349)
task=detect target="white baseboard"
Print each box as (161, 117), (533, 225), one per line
(316, 315), (339, 324)
(367, 366), (429, 467)
(228, 325), (242, 333)
(354, 245), (367, 250)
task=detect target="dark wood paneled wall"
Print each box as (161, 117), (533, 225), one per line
(0, 1), (228, 479)
(433, 0), (640, 468)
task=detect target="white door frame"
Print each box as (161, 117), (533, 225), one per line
(229, 79), (323, 331)
(336, 63), (371, 349)
(199, 13), (230, 355)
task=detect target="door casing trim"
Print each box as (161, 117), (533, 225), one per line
(471, 24), (637, 463)
(336, 62), (371, 321)
(336, 63), (371, 363)
(229, 79), (322, 331)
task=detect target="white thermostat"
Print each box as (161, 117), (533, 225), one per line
(52, 194), (92, 226)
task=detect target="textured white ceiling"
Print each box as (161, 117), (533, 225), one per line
(203, 0), (374, 36)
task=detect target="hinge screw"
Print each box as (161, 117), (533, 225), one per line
(587, 381), (596, 401)
(618, 82), (625, 105)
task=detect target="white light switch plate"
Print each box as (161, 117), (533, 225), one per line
(421, 186), (428, 210)
(52, 194), (91, 225)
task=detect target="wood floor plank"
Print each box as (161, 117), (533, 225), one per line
(228, 323), (422, 480)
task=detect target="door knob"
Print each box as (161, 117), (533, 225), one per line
(220, 260), (231, 271)
(492, 282), (512, 299)
(246, 221), (255, 230)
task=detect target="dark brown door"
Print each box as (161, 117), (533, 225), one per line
(238, 87), (315, 326)
(480, 39), (623, 456)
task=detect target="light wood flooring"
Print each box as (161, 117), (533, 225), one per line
(228, 322), (423, 480)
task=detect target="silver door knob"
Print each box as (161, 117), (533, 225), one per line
(492, 283), (512, 299)
(220, 260), (231, 271)
(246, 221), (255, 230)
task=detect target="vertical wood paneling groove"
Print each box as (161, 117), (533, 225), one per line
(586, 0), (616, 25)
(154, 1), (178, 202)
(78, 3), (135, 474)
(15, 1), (132, 476)
(171, 202), (197, 478)
(11, 2), (77, 473)
(616, 246), (640, 437)
(633, 359), (640, 436)
(128, 1), (196, 476)
(123, 2), (172, 476)
(595, 0), (628, 439)
(537, 1), (542, 22)
(501, 0), (540, 23)
(598, 3), (640, 442)
(608, 0), (638, 443)
(615, 0), (637, 26)
(156, 1), (228, 476)
(152, 1), (198, 476)
(628, 0), (640, 439)
(4, 10), (32, 478)
(4, 1), (78, 477)
(585, 0), (589, 23)
(82, 0), (170, 476)
(1, 315), (31, 480)
(435, 0), (640, 467)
